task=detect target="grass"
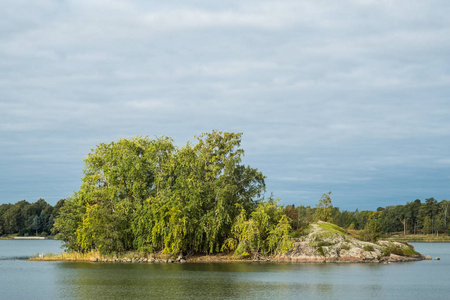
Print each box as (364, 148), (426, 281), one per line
(317, 241), (333, 247)
(316, 222), (346, 234)
(31, 251), (106, 262)
(381, 241), (421, 257)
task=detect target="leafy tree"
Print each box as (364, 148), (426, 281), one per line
(359, 211), (382, 242)
(423, 216), (432, 234)
(31, 215), (42, 235)
(314, 192), (333, 223)
(54, 131), (267, 255)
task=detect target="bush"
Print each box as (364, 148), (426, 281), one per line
(289, 229), (307, 238)
(388, 246), (404, 256)
(317, 241), (332, 247)
(317, 246), (325, 256)
(363, 245), (374, 252)
(234, 242), (251, 258)
(381, 249), (390, 256)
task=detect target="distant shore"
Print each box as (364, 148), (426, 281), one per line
(385, 234), (450, 243)
(0, 236), (55, 240)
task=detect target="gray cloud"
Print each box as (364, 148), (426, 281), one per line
(1, 0), (449, 209)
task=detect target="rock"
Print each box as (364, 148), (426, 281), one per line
(176, 254), (184, 261)
(435, 257), (440, 260)
(274, 222), (423, 263)
(425, 255), (432, 260)
(180, 258), (187, 263)
(91, 258), (99, 262)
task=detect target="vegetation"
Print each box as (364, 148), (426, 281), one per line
(0, 198), (65, 237)
(52, 131), (292, 257)
(3, 130), (449, 258)
(286, 197), (450, 239)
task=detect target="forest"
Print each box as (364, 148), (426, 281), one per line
(1, 131), (448, 257)
(0, 198), (65, 237)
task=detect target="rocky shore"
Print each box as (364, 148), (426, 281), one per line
(273, 222), (423, 263)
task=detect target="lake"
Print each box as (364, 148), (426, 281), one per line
(0, 240), (449, 299)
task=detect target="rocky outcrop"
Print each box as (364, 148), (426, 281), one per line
(274, 222), (423, 263)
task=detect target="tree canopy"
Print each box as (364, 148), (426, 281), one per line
(53, 131), (294, 255)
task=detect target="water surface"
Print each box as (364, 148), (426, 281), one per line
(0, 241), (448, 299)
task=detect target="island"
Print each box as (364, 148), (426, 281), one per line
(26, 131), (425, 263)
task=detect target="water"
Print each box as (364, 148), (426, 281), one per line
(0, 241), (449, 299)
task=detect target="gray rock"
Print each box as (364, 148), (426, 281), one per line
(435, 257), (440, 260)
(274, 222), (423, 263)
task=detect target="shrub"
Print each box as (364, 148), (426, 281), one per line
(317, 241), (332, 247)
(290, 229), (307, 238)
(381, 248), (390, 257)
(234, 242), (251, 258)
(317, 246), (325, 256)
(341, 244), (350, 251)
(363, 245), (374, 252)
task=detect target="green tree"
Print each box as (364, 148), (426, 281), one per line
(423, 216), (432, 234)
(54, 131), (266, 255)
(359, 211), (382, 242)
(31, 215), (42, 235)
(314, 192), (333, 223)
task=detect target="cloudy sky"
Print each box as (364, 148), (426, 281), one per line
(1, 0), (449, 210)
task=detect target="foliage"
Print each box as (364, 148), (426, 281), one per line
(314, 192), (333, 223)
(53, 131), (271, 255)
(341, 244), (350, 251)
(363, 245), (374, 252)
(358, 212), (382, 242)
(0, 198), (62, 237)
(317, 246), (325, 256)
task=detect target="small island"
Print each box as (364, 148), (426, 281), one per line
(32, 221), (423, 263)
(27, 131), (425, 264)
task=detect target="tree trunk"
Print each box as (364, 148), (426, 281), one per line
(400, 218), (407, 236)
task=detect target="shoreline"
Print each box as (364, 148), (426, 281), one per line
(30, 252), (424, 264)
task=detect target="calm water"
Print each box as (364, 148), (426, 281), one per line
(0, 240), (449, 299)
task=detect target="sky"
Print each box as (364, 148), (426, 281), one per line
(1, 0), (449, 210)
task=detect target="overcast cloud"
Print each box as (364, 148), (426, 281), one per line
(1, 0), (449, 210)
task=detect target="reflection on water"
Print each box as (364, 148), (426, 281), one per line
(53, 262), (384, 300)
(0, 242), (449, 300)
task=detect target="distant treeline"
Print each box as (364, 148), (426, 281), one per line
(1, 196), (447, 240)
(0, 198), (66, 237)
(285, 197), (450, 236)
